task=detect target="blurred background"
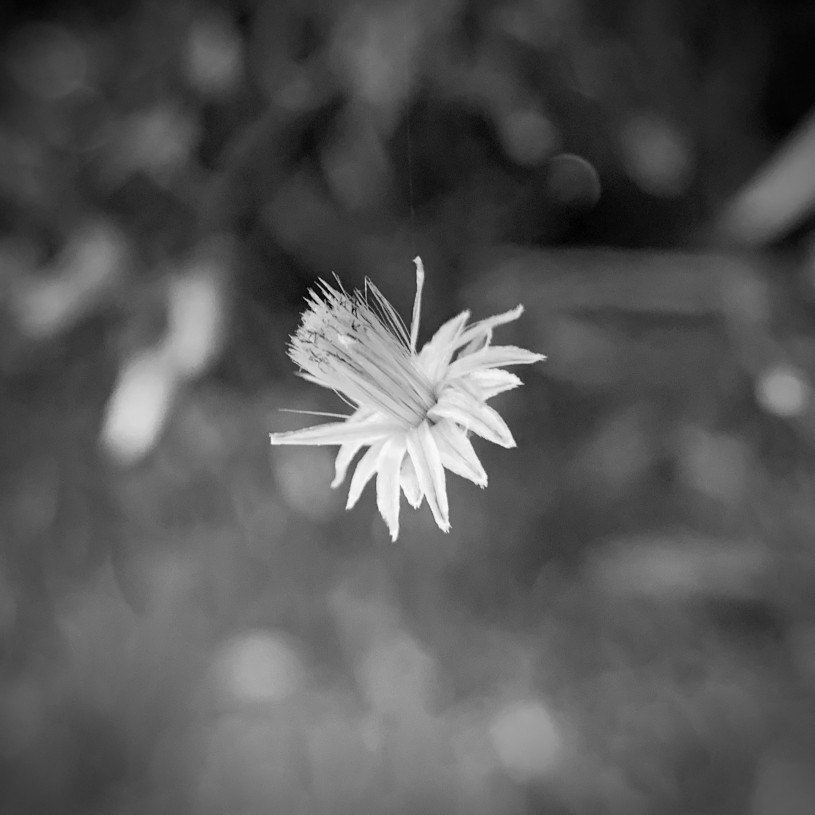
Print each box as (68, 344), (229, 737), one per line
(3, 0), (815, 813)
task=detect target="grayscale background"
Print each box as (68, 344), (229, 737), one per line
(2, 1), (815, 813)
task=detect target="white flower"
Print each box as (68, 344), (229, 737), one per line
(269, 257), (545, 540)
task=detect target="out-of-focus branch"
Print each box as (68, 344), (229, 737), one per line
(718, 108), (815, 246)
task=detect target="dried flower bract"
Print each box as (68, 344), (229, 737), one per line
(269, 257), (545, 540)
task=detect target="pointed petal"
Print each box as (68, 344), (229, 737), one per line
(448, 345), (545, 378)
(454, 306), (525, 351)
(269, 419), (400, 447)
(458, 329), (490, 358)
(410, 257), (425, 352)
(376, 436), (407, 541)
(332, 441), (365, 488)
(406, 422), (450, 533)
(346, 441), (385, 509)
(400, 454), (423, 508)
(331, 409), (375, 487)
(417, 310), (470, 379)
(432, 419), (488, 487)
(428, 386), (516, 448)
(464, 369), (523, 400)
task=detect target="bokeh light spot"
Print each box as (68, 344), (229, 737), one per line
(6, 23), (89, 99)
(546, 153), (601, 207)
(755, 365), (809, 417)
(620, 113), (694, 197)
(212, 631), (306, 704)
(488, 699), (562, 782)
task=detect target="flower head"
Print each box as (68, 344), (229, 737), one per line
(269, 257), (545, 540)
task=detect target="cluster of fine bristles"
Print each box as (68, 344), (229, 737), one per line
(269, 257), (545, 541)
(289, 279), (436, 426)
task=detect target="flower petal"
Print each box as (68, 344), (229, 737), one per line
(431, 419), (488, 487)
(330, 409), (376, 487)
(406, 421), (450, 533)
(376, 435), (407, 541)
(458, 330), (490, 358)
(269, 419), (400, 447)
(454, 306), (525, 351)
(428, 386), (516, 448)
(410, 256), (425, 352)
(463, 369), (523, 400)
(346, 441), (385, 509)
(400, 455), (423, 508)
(417, 310), (470, 380)
(448, 345), (545, 378)
(332, 441), (365, 488)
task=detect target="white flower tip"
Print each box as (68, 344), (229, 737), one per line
(410, 257), (426, 352)
(413, 257), (425, 286)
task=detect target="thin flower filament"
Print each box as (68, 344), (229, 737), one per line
(289, 281), (435, 427)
